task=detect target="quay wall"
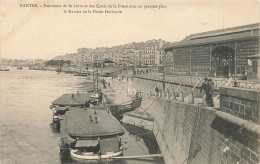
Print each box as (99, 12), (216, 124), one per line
(133, 77), (260, 164)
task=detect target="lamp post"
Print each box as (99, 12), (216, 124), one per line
(162, 51), (166, 93)
(92, 53), (95, 91)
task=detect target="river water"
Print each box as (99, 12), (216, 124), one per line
(0, 68), (164, 164)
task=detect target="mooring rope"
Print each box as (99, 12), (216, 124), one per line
(192, 79), (201, 91)
(180, 145), (201, 164)
(129, 99), (156, 127)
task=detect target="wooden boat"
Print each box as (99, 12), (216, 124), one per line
(50, 92), (92, 122)
(107, 92), (142, 120)
(60, 108), (124, 161)
(99, 72), (113, 77)
(0, 67), (9, 71)
(74, 70), (90, 76)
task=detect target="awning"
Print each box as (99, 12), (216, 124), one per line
(75, 140), (99, 147)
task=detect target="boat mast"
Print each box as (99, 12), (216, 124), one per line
(92, 54), (95, 91)
(96, 60), (99, 91)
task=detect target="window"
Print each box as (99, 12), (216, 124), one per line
(237, 66), (246, 74)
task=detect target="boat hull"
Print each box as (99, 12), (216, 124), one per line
(70, 149), (122, 160)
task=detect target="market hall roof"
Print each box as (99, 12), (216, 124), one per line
(164, 23), (260, 50)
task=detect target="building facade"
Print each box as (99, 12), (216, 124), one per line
(164, 23), (260, 78)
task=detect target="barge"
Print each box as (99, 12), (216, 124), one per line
(60, 108), (124, 161)
(50, 92), (92, 122)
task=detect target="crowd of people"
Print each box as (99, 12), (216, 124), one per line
(200, 78), (214, 107)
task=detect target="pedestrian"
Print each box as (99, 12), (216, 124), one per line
(155, 85), (159, 96)
(200, 78), (208, 104)
(200, 78), (208, 94)
(205, 79), (214, 107)
(232, 76), (239, 87)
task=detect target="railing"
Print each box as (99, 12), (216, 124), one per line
(134, 74), (260, 90)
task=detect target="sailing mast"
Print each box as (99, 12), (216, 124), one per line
(96, 61), (99, 91)
(92, 53), (95, 91)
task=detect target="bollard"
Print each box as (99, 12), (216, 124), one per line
(179, 91), (184, 102)
(162, 92), (165, 98)
(166, 93), (169, 99)
(94, 116), (98, 124)
(158, 91), (162, 98)
(148, 91), (152, 97)
(171, 91), (177, 100)
(188, 91), (194, 104)
(163, 92), (167, 98)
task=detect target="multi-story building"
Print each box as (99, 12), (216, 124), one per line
(122, 48), (134, 66)
(133, 50), (141, 66)
(52, 39), (170, 68)
(156, 49), (165, 66)
(143, 39), (164, 66)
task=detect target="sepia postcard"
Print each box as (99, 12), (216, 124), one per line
(0, 0), (260, 164)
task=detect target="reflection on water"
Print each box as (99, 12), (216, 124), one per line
(0, 68), (164, 164)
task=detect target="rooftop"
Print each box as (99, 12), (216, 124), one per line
(52, 93), (91, 107)
(164, 23), (260, 50)
(64, 109), (124, 138)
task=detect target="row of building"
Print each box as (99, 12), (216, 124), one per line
(53, 39), (172, 68)
(53, 23), (260, 80)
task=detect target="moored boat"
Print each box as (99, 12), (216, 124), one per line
(0, 67), (9, 71)
(99, 71), (113, 77)
(74, 70), (91, 76)
(50, 92), (92, 122)
(73, 72), (88, 76)
(60, 108), (124, 161)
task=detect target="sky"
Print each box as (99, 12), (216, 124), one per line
(0, 0), (259, 60)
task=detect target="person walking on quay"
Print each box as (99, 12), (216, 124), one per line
(200, 78), (208, 104)
(206, 79), (214, 107)
(155, 85), (159, 96)
(200, 78), (208, 94)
